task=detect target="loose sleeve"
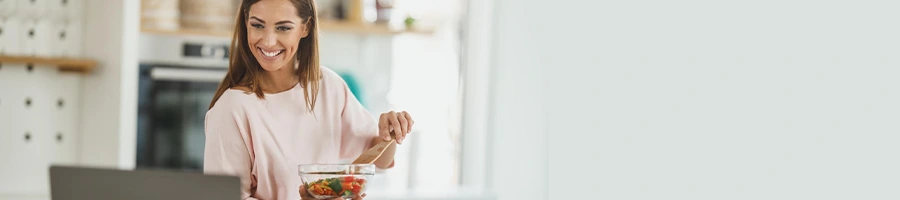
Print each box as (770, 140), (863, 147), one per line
(204, 104), (258, 200)
(337, 78), (381, 161)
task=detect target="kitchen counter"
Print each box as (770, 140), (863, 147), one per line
(2, 188), (495, 200)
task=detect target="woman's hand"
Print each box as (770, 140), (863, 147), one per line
(300, 185), (365, 200)
(379, 111), (414, 144)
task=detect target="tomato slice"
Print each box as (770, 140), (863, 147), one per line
(342, 182), (353, 191)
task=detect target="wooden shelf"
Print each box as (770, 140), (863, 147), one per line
(140, 28), (233, 38)
(0, 55), (97, 73)
(141, 20), (432, 38)
(318, 20), (434, 35)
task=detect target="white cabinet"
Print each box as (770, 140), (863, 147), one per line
(18, 0), (50, 19)
(18, 19), (37, 56)
(33, 19), (56, 57)
(0, 18), (24, 55)
(60, 20), (82, 57)
(0, 0), (92, 199)
(0, 0), (17, 17)
(49, 0), (82, 20)
(0, 63), (81, 197)
(50, 71), (82, 166)
(0, 64), (52, 195)
(0, 19), (8, 54)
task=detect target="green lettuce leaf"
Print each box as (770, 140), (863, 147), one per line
(328, 178), (343, 193)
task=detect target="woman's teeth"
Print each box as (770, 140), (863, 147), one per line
(259, 48), (283, 57)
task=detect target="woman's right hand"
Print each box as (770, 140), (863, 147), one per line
(299, 185), (365, 200)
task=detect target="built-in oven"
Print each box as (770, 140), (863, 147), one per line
(136, 33), (230, 171)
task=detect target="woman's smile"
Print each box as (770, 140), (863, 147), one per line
(257, 47), (284, 60)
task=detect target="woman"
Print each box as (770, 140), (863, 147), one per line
(203, 0), (414, 199)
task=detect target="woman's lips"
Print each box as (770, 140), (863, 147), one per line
(258, 47), (284, 60)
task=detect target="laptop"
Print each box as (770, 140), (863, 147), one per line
(49, 165), (240, 200)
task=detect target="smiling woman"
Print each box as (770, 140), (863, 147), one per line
(203, 0), (415, 200)
(209, 0), (321, 110)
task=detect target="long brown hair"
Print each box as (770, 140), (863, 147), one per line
(209, 0), (321, 111)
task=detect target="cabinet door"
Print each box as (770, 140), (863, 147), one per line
(0, 0), (17, 17)
(0, 63), (52, 195)
(50, 72), (81, 166)
(0, 18), (23, 56)
(18, 0), (50, 19)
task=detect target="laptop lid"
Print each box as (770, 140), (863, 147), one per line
(49, 166), (240, 200)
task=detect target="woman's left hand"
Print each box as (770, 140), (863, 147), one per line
(379, 111), (414, 144)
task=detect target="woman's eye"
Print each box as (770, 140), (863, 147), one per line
(277, 26), (292, 32)
(251, 24), (264, 29)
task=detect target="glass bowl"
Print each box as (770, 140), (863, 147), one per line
(299, 164), (375, 199)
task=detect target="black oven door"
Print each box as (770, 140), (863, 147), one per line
(137, 64), (225, 171)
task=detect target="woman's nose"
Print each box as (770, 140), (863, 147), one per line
(261, 31), (277, 47)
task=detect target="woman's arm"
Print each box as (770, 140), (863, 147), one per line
(204, 104), (258, 199)
(337, 76), (409, 169)
(338, 82), (395, 168)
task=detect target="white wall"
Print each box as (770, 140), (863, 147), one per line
(78, 0), (139, 169)
(540, 0), (900, 200)
(485, 0), (547, 199)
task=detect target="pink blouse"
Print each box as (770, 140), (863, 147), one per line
(203, 67), (384, 200)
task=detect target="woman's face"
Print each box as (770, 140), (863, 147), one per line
(246, 0), (308, 72)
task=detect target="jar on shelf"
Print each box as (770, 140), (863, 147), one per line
(179, 0), (238, 32)
(141, 0), (180, 30)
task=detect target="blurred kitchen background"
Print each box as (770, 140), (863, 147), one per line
(0, 0), (538, 199)
(4, 0), (896, 199)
